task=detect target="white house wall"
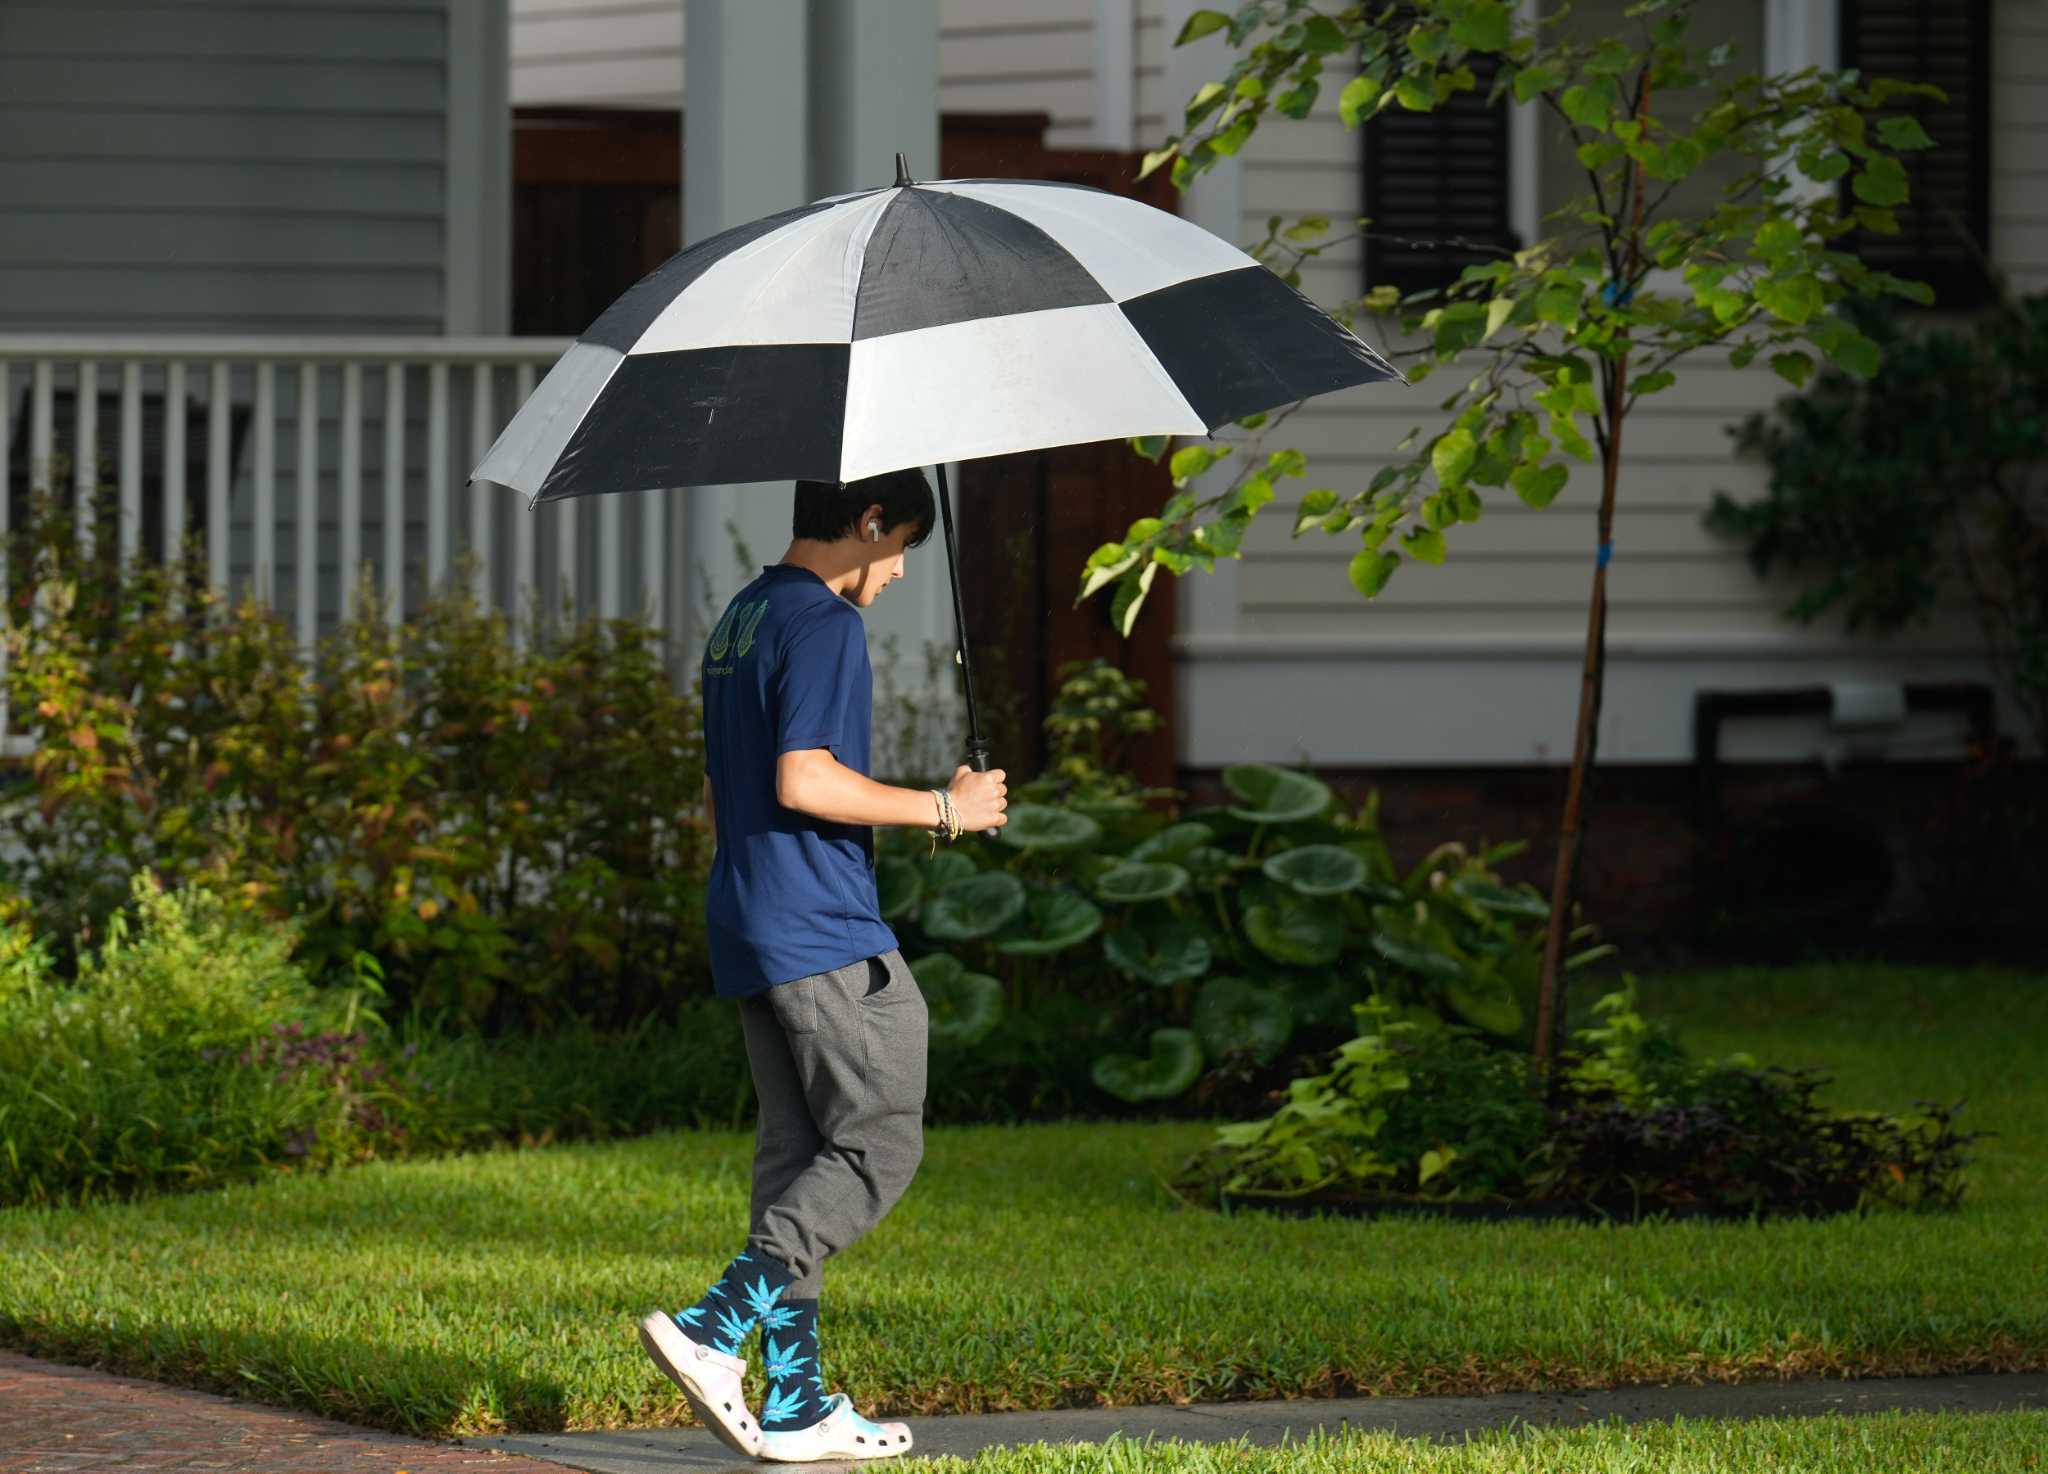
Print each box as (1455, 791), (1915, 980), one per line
(503, 0), (2042, 767)
(512, 0), (681, 109)
(0, 0), (456, 334)
(512, 0), (1103, 147)
(1146, 0), (2048, 766)
(1993, 1), (2048, 297)
(0, 0), (518, 656)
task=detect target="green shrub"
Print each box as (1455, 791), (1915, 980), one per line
(0, 870), (391, 1207)
(0, 484), (710, 1035)
(1705, 290), (2048, 758)
(1167, 978), (1980, 1219)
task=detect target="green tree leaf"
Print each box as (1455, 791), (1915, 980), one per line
(1756, 273), (1822, 325)
(1877, 115), (1935, 150)
(1510, 462), (1568, 508)
(1395, 76), (1435, 111)
(1338, 74), (1382, 126)
(1769, 350), (1814, 387)
(1170, 444), (1220, 482)
(1403, 525), (1448, 563)
(1184, 80), (1228, 126)
(1349, 547), (1399, 597)
(1449, 0), (1510, 51)
(1853, 154), (1910, 206)
(1431, 428), (1477, 488)
(1173, 8), (1229, 45)
(1820, 323), (1881, 377)
(1513, 63), (1563, 101)
(1560, 78), (1615, 129)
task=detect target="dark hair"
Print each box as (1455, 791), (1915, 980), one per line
(792, 468), (936, 548)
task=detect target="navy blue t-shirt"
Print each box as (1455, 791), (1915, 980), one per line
(701, 563), (899, 998)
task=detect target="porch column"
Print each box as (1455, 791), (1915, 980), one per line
(806, 0), (946, 674)
(676, 0), (811, 661)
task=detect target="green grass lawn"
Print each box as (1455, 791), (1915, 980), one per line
(896, 1410), (2048, 1473)
(0, 963), (2042, 1446)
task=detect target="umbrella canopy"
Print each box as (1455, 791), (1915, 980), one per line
(471, 162), (1401, 509)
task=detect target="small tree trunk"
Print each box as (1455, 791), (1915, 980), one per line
(1530, 73), (1651, 1078)
(1531, 420), (1621, 1074)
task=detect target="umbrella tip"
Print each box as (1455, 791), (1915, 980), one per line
(894, 151), (913, 187)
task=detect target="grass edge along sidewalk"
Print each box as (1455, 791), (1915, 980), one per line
(459, 1372), (2048, 1473)
(7, 1344), (2045, 1474)
(0, 963), (2043, 1441)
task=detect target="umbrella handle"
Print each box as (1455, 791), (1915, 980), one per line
(937, 460), (1000, 839)
(965, 741), (998, 839)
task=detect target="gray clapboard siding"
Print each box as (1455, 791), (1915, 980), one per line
(0, 159), (443, 216)
(1147, 3), (2046, 646)
(1133, 1), (2037, 760)
(511, 0), (679, 108)
(508, 0), (1104, 144)
(0, 1), (530, 669)
(0, 1), (450, 335)
(1992, 1), (2048, 294)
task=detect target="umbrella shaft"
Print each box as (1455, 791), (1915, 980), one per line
(935, 462), (990, 774)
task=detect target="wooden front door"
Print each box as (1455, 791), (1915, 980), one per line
(940, 116), (1181, 794)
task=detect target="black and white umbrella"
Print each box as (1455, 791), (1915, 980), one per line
(471, 155), (1402, 775)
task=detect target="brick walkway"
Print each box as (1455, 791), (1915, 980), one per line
(0, 1351), (576, 1474)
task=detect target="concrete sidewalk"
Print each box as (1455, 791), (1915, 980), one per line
(4, 1347), (2039, 1474)
(460, 1371), (2048, 1473)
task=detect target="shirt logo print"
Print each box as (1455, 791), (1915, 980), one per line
(734, 599), (769, 657)
(708, 596), (767, 661)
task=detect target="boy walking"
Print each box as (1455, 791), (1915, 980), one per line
(639, 469), (1007, 1462)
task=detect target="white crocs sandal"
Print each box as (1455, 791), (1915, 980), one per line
(756, 1391), (914, 1462)
(636, 1309), (761, 1456)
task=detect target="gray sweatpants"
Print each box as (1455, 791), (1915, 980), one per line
(736, 947), (928, 1300)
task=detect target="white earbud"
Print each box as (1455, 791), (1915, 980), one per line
(867, 522), (881, 542)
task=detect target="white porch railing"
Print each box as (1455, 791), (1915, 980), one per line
(0, 334), (685, 758)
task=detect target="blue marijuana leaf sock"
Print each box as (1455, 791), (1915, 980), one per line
(758, 1296), (831, 1433)
(672, 1247), (800, 1357)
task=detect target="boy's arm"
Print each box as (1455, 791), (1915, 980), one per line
(703, 772), (715, 851)
(778, 748), (942, 829)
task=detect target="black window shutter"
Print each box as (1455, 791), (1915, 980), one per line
(1839, 0), (1992, 307)
(1360, 51), (1519, 296)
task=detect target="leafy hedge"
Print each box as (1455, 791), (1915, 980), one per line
(0, 486), (710, 1035)
(1168, 979), (1980, 1220)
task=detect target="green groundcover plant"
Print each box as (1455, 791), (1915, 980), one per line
(880, 658), (1614, 1111)
(1169, 976), (1980, 1220)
